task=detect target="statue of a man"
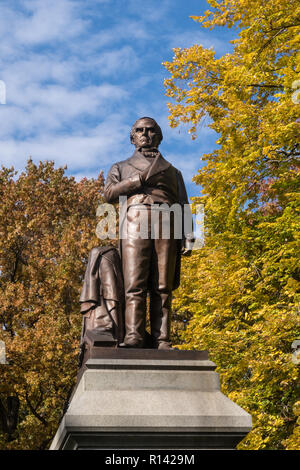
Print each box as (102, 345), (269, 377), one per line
(104, 117), (193, 349)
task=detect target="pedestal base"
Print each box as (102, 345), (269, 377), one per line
(50, 349), (251, 450)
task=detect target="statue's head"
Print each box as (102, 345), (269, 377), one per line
(130, 117), (163, 149)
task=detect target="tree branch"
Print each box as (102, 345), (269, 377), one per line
(25, 392), (48, 427)
(265, 22), (300, 33)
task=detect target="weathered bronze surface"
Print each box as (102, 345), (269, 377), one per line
(78, 246), (124, 366)
(103, 117), (193, 350)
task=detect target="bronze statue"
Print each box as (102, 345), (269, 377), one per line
(104, 117), (193, 349)
(79, 246), (125, 365)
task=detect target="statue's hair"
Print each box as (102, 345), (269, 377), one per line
(130, 117), (163, 145)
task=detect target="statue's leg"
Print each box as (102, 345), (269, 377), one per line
(149, 237), (177, 349)
(121, 207), (152, 347)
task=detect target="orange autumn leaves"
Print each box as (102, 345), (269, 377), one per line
(0, 160), (106, 449)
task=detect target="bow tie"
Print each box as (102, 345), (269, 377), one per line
(139, 147), (160, 159)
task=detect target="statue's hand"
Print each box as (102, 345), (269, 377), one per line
(181, 237), (194, 256)
(140, 168), (149, 185)
(181, 248), (192, 257)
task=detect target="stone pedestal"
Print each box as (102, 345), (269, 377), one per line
(50, 349), (251, 450)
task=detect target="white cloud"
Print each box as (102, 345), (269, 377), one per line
(2, 55), (78, 87)
(0, 83), (128, 140)
(93, 46), (140, 77)
(127, 0), (171, 23)
(0, 0), (224, 187)
(76, 19), (151, 55)
(0, 115), (130, 171)
(15, 0), (86, 45)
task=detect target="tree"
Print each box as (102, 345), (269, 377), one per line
(0, 160), (106, 449)
(164, 0), (300, 449)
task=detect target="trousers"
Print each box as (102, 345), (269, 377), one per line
(121, 205), (177, 347)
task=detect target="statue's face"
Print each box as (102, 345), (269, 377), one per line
(131, 118), (161, 149)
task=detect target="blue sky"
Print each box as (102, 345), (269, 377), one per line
(0, 0), (235, 199)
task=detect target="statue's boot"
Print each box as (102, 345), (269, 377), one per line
(150, 289), (173, 350)
(157, 341), (173, 350)
(123, 306), (145, 348)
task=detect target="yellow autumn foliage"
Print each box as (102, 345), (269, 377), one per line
(165, 0), (300, 450)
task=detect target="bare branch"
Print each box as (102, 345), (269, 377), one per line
(25, 392), (48, 427)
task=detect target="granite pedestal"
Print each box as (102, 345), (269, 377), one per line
(50, 349), (251, 450)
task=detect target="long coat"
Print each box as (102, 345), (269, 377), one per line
(79, 246), (125, 342)
(104, 150), (192, 290)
